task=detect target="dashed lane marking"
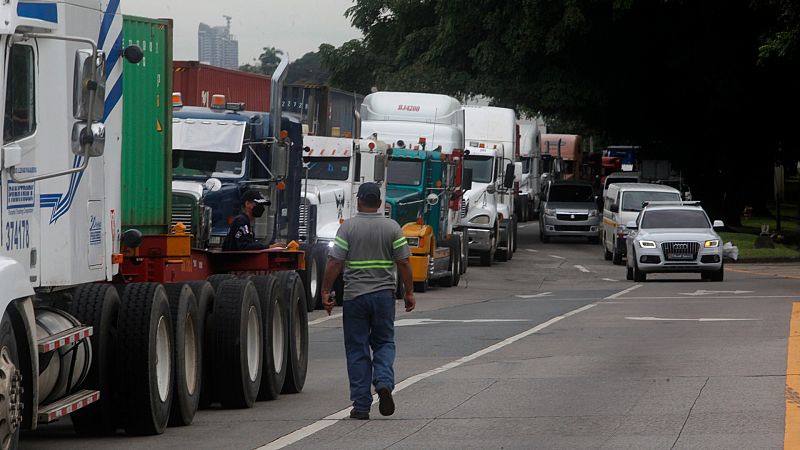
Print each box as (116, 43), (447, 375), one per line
(574, 265), (591, 273)
(604, 284), (642, 299)
(549, 255), (565, 260)
(526, 249), (539, 253)
(308, 313), (343, 326)
(602, 278), (619, 282)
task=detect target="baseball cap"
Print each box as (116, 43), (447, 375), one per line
(242, 190), (268, 205)
(357, 182), (381, 201)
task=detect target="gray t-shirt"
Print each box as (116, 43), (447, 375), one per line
(329, 212), (411, 301)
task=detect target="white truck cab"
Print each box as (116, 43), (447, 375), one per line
(460, 106), (520, 265)
(517, 120), (541, 222)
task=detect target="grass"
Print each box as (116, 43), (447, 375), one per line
(739, 203), (799, 235)
(718, 231), (800, 260)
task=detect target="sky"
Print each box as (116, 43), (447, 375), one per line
(124, 0), (363, 65)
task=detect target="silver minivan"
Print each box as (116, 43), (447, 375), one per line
(602, 183), (681, 264)
(540, 180), (601, 243)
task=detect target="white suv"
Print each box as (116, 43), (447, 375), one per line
(625, 202), (725, 282)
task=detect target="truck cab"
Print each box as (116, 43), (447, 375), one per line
(385, 146), (467, 291)
(517, 121), (541, 221)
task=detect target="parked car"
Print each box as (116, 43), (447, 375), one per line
(602, 183), (681, 264)
(539, 180), (600, 243)
(625, 202), (725, 282)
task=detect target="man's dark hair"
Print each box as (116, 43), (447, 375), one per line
(361, 196), (382, 209)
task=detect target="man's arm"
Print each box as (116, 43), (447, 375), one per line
(321, 257), (344, 315)
(396, 258), (416, 312)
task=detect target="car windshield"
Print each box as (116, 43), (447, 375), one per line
(464, 156), (494, 183)
(307, 157), (350, 181)
(547, 185), (594, 203)
(622, 191), (681, 212)
(641, 209), (710, 229)
(387, 159), (423, 186)
(173, 150), (245, 178)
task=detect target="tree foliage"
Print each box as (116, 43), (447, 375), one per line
(323, 0), (800, 220)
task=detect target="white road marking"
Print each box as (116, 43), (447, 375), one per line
(308, 313), (343, 326)
(609, 295), (800, 301)
(395, 318), (530, 327)
(526, 249), (539, 253)
(574, 265), (591, 273)
(515, 292), (554, 299)
(519, 224), (529, 229)
(549, 255), (565, 259)
(604, 284), (642, 299)
(679, 290), (754, 296)
(256, 293), (617, 450)
(602, 278), (618, 282)
(626, 316), (761, 322)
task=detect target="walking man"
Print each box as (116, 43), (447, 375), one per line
(321, 182), (416, 420)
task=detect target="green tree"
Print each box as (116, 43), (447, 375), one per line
(239, 46), (284, 75)
(286, 51), (330, 85)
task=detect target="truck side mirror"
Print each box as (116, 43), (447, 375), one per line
(609, 203), (619, 213)
(373, 154), (386, 183)
(503, 163), (515, 189)
(462, 168), (473, 191)
(73, 49), (106, 121)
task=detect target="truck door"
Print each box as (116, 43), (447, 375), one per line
(2, 40), (40, 282)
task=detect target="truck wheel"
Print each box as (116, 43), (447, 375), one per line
(452, 235), (462, 287)
(248, 276), (288, 401)
(300, 245), (323, 313)
(479, 250), (493, 267)
(0, 312), (22, 449)
(117, 283), (173, 435)
(276, 272), (308, 394)
(208, 274), (237, 292)
(70, 284), (121, 435)
(439, 237), (460, 287)
(186, 282), (214, 409)
(495, 223), (510, 262)
(163, 284), (201, 427)
(512, 218), (518, 253)
(414, 281), (428, 293)
(213, 279), (262, 408)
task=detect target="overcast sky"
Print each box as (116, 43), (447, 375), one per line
(125, 0), (363, 65)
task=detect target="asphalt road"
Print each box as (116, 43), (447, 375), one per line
(23, 223), (800, 449)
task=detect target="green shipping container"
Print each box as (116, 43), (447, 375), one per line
(121, 16), (173, 235)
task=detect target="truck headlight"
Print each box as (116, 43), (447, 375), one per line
(384, 203), (392, 217)
(544, 208), (556, 217)
(638, 240), (657, 249)
(704, 240), (719, 248)
(470, 214), (491, 224)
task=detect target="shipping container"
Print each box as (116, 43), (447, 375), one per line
(283, 84), (364, 137)
(121, 16), (173, 234)
(173, 61), (271, 111)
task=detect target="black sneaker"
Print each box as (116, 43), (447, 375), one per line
(349, 409), (369, 420)
(376, 386), (395, 416)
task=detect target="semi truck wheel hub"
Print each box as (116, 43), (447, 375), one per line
(0, 346), (23, 449)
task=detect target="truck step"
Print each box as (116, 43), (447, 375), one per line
(37, 390), (100, 423)
(37, 326), (93, 353)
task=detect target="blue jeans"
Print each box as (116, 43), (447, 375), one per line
(343, 289), (396, 412)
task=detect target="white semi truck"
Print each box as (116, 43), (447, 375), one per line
(517, 120), (542, 222)
(460, 106), (520, 265)
(299, 135), (389, 307)
(360, 91), (468, 274)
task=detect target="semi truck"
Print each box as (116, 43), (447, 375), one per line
(0, 5), (310, 446)
(385, 145), (468, 292)
(460, 106), (520, 265)
(541, 134), (583, 181)
(298, 135), (389, 307)
(517, 120), (542, 222)
(360, 91), (468, 274)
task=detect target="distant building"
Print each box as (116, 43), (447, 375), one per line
(198, 16), (239, 70)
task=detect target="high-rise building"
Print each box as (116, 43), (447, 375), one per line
(198, 16), (239, 70)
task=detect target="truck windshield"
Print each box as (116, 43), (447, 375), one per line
(387, 159), (423, 186)
(622, 191), (681, 212)
(464, 156), (494, 183)
(547, 185), (594, 203)
(307, 157), (350, 181)
(173, 150), (245, 178)
(641, 210), (710, 229)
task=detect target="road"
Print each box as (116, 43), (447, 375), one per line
(23, 222), (800, 449)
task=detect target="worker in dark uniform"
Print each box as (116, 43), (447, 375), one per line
(222, 190), (269, 251)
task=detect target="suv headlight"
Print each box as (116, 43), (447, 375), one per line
(638, 240), (657, 249)
(589, 209), (598, 217)
(704, 239), (719, 248)
(544, 208), (556, 216)
(470, 214), (491, 224)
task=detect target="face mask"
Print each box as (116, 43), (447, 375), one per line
(253, 204), (266, 218)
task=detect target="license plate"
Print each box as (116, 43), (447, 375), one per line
(667, 253), (694, 260)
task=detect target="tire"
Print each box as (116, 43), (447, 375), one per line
(213, 279), (263, 408)
(117, 283), (173, 435)
(276, 272), (308, 394)
(632, 259), (646, 282)
(299, 245), (323, 312)
(438, 238), (459, 288)
(163, 284), (201, 427)
(495, 223), (510, 262)
(710, 264), (724, 282)
(185, 281), (214, 409)
(208, 274), (237, 292)
(603, 236), (613, 261)
(588, 236), (600, 245)
(69, 284), (121, 435)
(414, 280), (428, 293)
(539, 223), (550, 244)
(479, 250), (493, 267)
(452, 235), (462, 287)
(512, 218), (518, 253)
(0, 312), (22, 449)
(626, 265), (634, 280)
(612, 248), (623, 265)
(249, 276), (288, 401)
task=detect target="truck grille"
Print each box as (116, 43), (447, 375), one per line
(460, 199), (468, 218)
(171, 204), (193, 234)
(557, 213), (589, 221)
(661, 242), (699, 261)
